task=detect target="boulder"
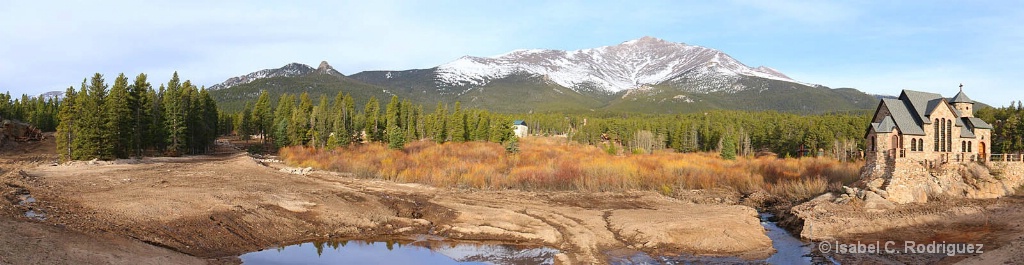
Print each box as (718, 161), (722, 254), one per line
(863, 191), (895, 210)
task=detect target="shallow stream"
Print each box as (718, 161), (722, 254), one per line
(240, 213), (814, 265)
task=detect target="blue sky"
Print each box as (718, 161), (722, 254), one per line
(2, 0), (1022, 106)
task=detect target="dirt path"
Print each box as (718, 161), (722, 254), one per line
(2, 138), (773, 264)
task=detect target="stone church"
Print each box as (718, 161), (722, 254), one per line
(856, 87), (1024, 205)
(865, 87), (993, 165)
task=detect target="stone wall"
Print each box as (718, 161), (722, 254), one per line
(857, 158), (1024, 204)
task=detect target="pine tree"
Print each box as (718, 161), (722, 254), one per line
(385, 95), (405, 149)
(343, 93), (356, 143)
(720, 132), (737, 160)
(163, 72), (186, 156)
(105, 73), (132, 158)
(253, 90), (272, 145)
(272, 93), (294, 148)
(181, 81), (199, 154)
(148, 85), (167, 153)
(310, 95), (330, 147)
(289, 92), (313, 146)
(328, 92), (348, 148)
(472, 112), (489, 141)
(55, 86), (77, 162)
(71, 80), (89, 159)
(489, 117), (510, 143)
(201, 87), (219, 153)
(238, 102), (253, 141)
(401, 99), (416, 141)
(75, 73), (111, 159)
(432, 102), (447, 143)
(364, 96), (382, 142)
(129, 73), (152, 158)
(450, 102), (467, 142)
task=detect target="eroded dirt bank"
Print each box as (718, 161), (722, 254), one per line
(780, 193), (1024, 264)
(3, 147), (773, 264)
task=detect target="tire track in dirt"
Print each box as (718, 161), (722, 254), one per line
(602, 210), (630, 246)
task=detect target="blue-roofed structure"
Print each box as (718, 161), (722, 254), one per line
(512, 120), (528, 138)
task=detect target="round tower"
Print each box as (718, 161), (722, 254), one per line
(951, 84), (974, 118)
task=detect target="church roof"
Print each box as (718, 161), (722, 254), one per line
(881, 98), (925, 135)
(950, 90), (973, 104)
(963, 117), (994, 129)
(900, 90), (943, 125)
(870, 116), (897, 133)
(960, 124), (976, 138)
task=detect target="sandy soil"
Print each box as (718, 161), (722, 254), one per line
(787, 193), (1024, 264)
(1, 137), (772, 264)
(9, 135), (1021, 264)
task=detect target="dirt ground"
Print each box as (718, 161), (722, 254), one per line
(1, 137), (773, 264)
(6, 136), (1023, 265)
(786, 193), (1024, 264)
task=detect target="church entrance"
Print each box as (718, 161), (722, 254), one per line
(979, 142), (987, 161)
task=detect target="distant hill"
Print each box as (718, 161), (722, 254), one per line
(209, 37), (879, 113)
(209, 61), (390, 112)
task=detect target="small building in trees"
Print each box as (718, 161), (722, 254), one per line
(512, 120), (528, 138)
(864, 86), (992, 164)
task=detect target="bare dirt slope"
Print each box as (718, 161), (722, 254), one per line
(0, 134), (206, 265)
(2, 137), (773, 264)
(0, 217), (207, 265)
(789, 194), (1024, 264)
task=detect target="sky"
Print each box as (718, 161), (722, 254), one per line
(2, 0), (1022, 106)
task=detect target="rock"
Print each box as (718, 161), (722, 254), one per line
(875, 190), (889, 199)
(843, 186), (856, 196)
(865, 178), (885, 191)
(863, 191), (895, 210)
(811, 193), (835, 203)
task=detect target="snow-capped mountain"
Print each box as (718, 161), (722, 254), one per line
(209, 61), (342, 90)
(430, 244), (559, 265)
(37, 90), (64, 101)
(211, 37), (878, 114)
(434, 36), (802, 94)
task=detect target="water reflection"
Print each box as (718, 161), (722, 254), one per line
(605, 213), (813, 265)
(18, 194), (36, 205)
(241, 239), (559, 265)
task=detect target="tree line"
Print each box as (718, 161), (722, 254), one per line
(55, 72), (219, 161)
(0, 92), (58, 131)
(515, 110), (870, 159)
(6, 82), (1022, 159)
(225, 90), (869, 159)
(229, 91), (519, 151)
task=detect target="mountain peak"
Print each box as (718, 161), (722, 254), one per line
(621, 36), (669, 45)
(318, 61), (332, 71)
(436, 37), (800, 93)
(209, 62), (316, 90)
(316, 60), (344, 76)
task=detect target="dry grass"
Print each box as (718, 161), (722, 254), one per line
(280, 137), (862, 200)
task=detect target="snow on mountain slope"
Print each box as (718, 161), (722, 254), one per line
(208, 61), (343, 90)
(435, 36), (800, 93)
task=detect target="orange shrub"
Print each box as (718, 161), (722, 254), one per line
(279, 137), (864, 201)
